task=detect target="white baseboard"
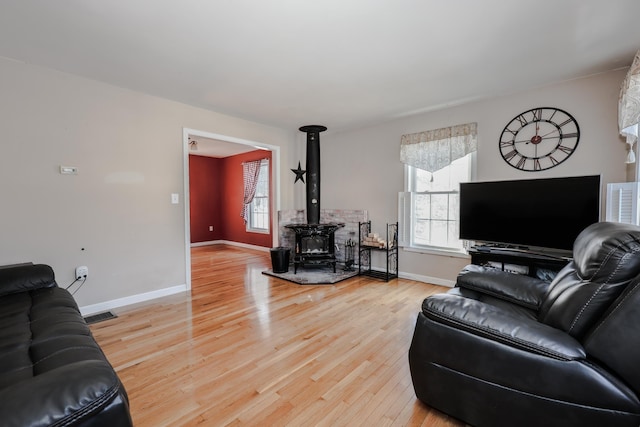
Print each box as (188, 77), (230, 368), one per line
(79, 284), (188, 316)
(78, 273), (452, 318)
(190, 240), (270, 252)
(190, 240), (223, 247)
(366, 265), (455, 288)
(399, 271), (455, 287)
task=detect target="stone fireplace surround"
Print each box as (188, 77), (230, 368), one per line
(278, 209), (368, 266)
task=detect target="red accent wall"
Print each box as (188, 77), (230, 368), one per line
(189, 150), (273, 248)
(189, 155), (223, 242)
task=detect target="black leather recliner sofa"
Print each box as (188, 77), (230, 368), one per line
(0, 263), (133, 426)
(409, 221), (640, 427)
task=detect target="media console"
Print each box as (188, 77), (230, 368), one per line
(468, 246), (571, 280)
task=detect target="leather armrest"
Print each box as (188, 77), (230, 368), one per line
(423, 293), (585, 360)
(456, 264), (549, 310)
(0, 264), (57, 297)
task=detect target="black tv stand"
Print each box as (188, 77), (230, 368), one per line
(468, 246), (570, 280)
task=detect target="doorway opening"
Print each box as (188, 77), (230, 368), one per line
(182, 127), (281, 290)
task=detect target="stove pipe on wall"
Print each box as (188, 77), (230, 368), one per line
(299, 125), (327, 224)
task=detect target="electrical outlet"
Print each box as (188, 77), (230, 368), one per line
(75, 266), (88, 280)
(209, 226), (214, 231)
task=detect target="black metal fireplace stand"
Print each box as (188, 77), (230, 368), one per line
(285, 223), (344, 273)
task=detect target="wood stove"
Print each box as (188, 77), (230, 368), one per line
(286, 223), (344, 273)
(285, 125), (344, 274)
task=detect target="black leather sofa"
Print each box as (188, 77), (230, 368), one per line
(409, 221), (640, 427)
(0, 263), (133, 427)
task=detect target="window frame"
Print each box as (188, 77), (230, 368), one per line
(246, 159), (270, 234)
(401, 153), (475, 257)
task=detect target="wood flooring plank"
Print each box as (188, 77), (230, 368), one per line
(89, 244), (466, 426)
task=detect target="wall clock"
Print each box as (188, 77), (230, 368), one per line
(499, 107), (580, 171)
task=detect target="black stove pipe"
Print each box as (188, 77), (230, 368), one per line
(299, 125), (327, 224)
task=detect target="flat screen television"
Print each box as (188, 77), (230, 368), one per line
(459, 175), (601, 253)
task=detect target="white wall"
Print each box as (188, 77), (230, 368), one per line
(0, 57), (295, 310)
(321, 69), (629, 285)
(0, 56), (630, 302)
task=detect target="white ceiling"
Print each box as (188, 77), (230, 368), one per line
(1, 1), (640, 135)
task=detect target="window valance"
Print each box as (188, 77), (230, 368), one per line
(400, 122), (477, 173)
(619, 50), (640, 163)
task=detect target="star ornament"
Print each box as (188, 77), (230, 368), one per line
(291, 161), (306, 184)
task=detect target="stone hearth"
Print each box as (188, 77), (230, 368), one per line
(262, 264), (358, 285)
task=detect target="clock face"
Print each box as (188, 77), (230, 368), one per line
(499, 107), (580, 171)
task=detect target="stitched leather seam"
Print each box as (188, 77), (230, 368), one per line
(0, 345), (104, 377)
(588, 282), (640, 338)
(602, 249), (633, 284)
(30, 317), (85, 325)
(51, 383), (120, 427)
(432, 362), (640, 415)
(0, 364), (33, 375)
(567, 282), (607, 333)
(31, 345), (101, 366)
(584, 237), (638, 282)
(584, 248), (615, 281)
(424, 308), (575, 361)
(569, 246), (640, 333)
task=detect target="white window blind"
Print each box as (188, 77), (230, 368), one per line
(606, 182), (640, 225)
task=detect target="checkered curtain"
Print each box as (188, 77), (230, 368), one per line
(241, 160), (262, 224)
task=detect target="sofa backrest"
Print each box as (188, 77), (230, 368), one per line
(0, 264), (57, 297)
(538, 222), (640, 340)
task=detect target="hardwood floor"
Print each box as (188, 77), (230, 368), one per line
(90, 244), (466, 426)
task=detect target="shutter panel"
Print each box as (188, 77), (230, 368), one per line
(606, 182), (640, 225)
(398, 192), (413, 247)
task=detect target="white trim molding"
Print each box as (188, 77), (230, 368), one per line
(399, 271), (456, 288)
(367, 266), (456, 288)
(182, 127), (281, 292)
(79, 284), (188, 316)
(190, 240), (270, 252)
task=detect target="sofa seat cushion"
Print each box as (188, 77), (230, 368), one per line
(423, 291), (585, 360)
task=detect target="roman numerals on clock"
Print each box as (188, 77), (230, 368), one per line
(498, 107), (580, 171)
(503, 151), (564, 171)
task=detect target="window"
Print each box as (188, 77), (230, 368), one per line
(247, 159), (269, 232)
(398, 122), (477, 254)
(400, 153), (473, 252)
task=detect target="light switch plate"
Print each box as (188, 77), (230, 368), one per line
(171, 193), (179, 204)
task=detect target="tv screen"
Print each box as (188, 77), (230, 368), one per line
(459, 175), (601, 252)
